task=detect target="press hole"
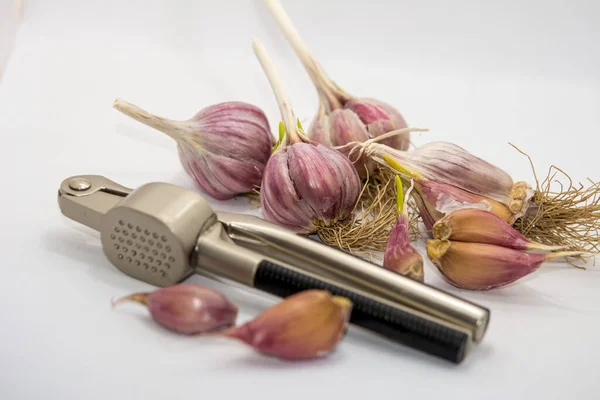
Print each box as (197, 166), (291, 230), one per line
(135, 244), (141, 249)
(156, 243), (163, 249)
(144, 229), (150, 236)
(140, 237), (146, 243)
(118, 237), (124, 243)
(148, 257), (154, 263)
(110, 233), (116, 240)
(151, 267), (157, 273)
(132, 233), (137, 239)
(136, 226), (141, 233)
(168, 256), (175, 262)
(152, 233), (159, 239)
(123, 230), (129, 236)
(160, 270), (166, 277)
(135, 260), (140, 266)
(126, 257), (132, 263)
(131, 250), (137, 256)
(143, 263), (149, 269)
(165, 263), (171, 269)
(148, 240), (155, 246)
(117, 254), (123, 260)
(161, 236), (167, 242)
(122, 247), (128, 253)
(156, 260), (162, 267)
(114, 244), (120, 250)
(165, 246), (171, 253)
(140, 254), (146, 260)
(144, 246), (150, 253)
(160, 253), (166, 259)
(127, 240), (133, 246)
(118, 220), (124, 226)
(127, 223), (133, 229)
(152, 249), (158, 256)
(114, 227), (120, 233)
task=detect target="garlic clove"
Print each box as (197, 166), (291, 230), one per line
(113, 99), (273, 200)
(433, 208), (566, 251)
(426, 239), (583, 290)
(113, 284), (238, 335)
(225, 290), (352, 360)
(383, 177), (424, 281)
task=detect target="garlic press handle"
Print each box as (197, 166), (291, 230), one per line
(57, 175), (133, 231)
(216, 212), (491, 343)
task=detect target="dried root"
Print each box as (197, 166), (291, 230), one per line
(511, 144), (600, 254)
(316, 169), (424, 258)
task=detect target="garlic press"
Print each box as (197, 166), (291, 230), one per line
(57, 175), (490, 363)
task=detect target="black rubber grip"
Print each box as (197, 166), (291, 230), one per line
(254, 260), (468, 363)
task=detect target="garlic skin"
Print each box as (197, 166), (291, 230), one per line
(264, 0), (410, 177)
(427, 239), (582, 291)
(225, 290), (352, 360)
(434, 209), (566, 251)
(383, 178), (424, 281)
(414, 179), (514, 231)
(260, 142), (361, 233)
(113, 99), (273, 200)
(253, 39), (361, 233)
(365, 142), (534, 221)
(113, 284), (238, 334)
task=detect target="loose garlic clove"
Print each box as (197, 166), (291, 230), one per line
(433, 209), (566, 251)
(113, 284), (238, 335)
(426, 239), (584, 291)
(383, 177), (424, 282)
(113, 99), (273, 200)
(225, 290), (352, 360)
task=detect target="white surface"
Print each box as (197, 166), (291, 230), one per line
(1, 0), (600, 399)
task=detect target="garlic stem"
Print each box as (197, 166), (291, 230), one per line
(111, 293), (149, 307)
(252, 39), (301, 144)
(264, 0), (341, 108)
(113, 98), (185, 141)
(545, 251), (588, 261)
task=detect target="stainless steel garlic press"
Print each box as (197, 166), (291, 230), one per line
(57, 174), (491, 363)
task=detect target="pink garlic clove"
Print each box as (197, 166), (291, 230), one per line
(433, 208), (567, 251)
(113, 284), (238, 335)
(113, 99), (274, 200)
(426, 240), (584, 291)
(383, 178), (424, 281)
(225, 290), (352, 360)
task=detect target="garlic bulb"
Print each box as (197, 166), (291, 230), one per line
(113, 99), (273, 200)
(225, 290), (352, 360)
(264, 0), (409, 178)
(253, 39), (361, 233)
(427, 240), (583, 291)
(383, 178), (424, 281)
(113, 284), (238, 334)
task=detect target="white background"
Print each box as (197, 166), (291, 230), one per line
(1, 0), (600, 399)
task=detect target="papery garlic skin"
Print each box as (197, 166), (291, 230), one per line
(414, 179), (514, 231)
(366, 142), (534, 221)
(260, 143), (361, 233)
(225, 290), (352, 360)
(433, 209), (565, 251)
(113, 99), (273, 200)
(113, 284), (238, 335)
(426, 240), (581, 291)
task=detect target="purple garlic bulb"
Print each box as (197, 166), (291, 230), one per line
(265, 0), (409, 178)
(113, 99), (274, 200)
(253, 39), (361, 233)
(113, 284), (238, 334)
